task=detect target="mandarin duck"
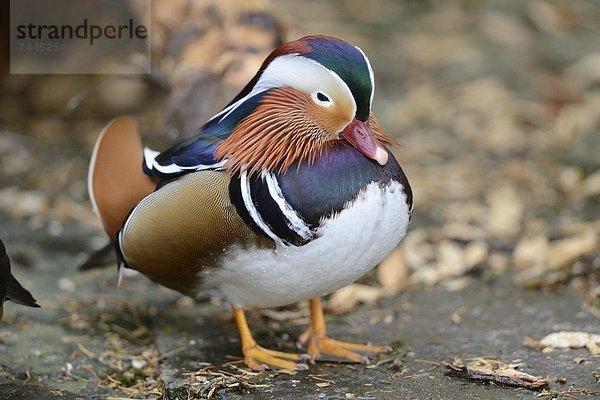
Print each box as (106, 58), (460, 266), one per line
(0, 238), (40, 321)
(88, 35), (412, 371)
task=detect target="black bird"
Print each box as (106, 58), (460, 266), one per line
(0, 238), (40, 321)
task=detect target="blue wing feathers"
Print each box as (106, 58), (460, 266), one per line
(143, 92), (268, 179)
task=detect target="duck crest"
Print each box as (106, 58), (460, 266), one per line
(225, 35), (374, 121)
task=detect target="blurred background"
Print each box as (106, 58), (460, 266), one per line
(0, 0), (598, 398)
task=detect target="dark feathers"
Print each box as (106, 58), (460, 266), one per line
(78, 241), (115, 271)
(1, 238), (40, 321)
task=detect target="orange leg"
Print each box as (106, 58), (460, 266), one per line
(304, 298), (390, 364)
(232, 305), (308, 371)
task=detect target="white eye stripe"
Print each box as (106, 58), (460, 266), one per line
(208, 54), (357, 124)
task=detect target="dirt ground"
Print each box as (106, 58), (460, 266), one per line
(1, 1), (599, 399)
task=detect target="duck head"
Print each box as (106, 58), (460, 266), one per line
(215, 35), (394, 175)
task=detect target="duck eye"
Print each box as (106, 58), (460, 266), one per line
(312, 91), (333, 107)
(317, 92), (330, 102)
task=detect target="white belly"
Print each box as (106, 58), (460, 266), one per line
(205, 181), (410, 308)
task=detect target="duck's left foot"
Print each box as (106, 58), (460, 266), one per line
(232, 305), (309, 371)
(303, 298), (391, 364)
(244, 344), (308, 371)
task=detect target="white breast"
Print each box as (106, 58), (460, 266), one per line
(205, 181), (410, 308)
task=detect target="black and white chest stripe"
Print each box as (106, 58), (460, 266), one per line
(228, 146), (412, 248)
(229, 171), (318, 247)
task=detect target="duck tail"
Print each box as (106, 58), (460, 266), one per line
(88, 117), (158, 240)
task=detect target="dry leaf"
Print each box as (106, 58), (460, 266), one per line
(538, 331), (600, 355)
(547, 230), (598, 270)
(400, 228), (433, 270)
(437, 240), (465, 275)
(513, 234), (549, 270)
(580, 169), (600, 198)
(442, 223), (488, 242)
(480, 10), (531, 47)
(328, 284), (383, 315)
(486, 185), (524, 239)
(0, 188), (49, 218)
(260, 308), (309, 322)
(523, 336), (546, 350)
(446, 358), (550, 389)
(377, 247), (409, 295)
(450, 306), (466, 325)
(443, 277), (472, 292)
(564, 52), (600, 90)
(463, 240), (489, 268)
(411, 239), (486, 286)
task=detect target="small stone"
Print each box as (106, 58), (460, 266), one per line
(57, 278), (76, 292)
(131, 358), (148, 369)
